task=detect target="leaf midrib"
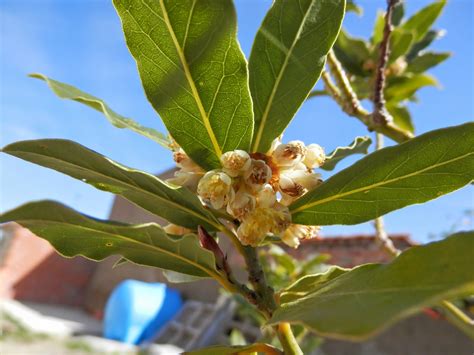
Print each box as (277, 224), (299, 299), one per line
(291, 151), (473, 213)
(7, 147), (220, 229)
(20, 218), (218, 278)
(157, 0), (222, 158)
(252, 0), (316, 152)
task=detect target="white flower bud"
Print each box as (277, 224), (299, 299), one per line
(163, 223), (191, 235)
(244, 159), (272, 191)
(220, 150), (251, 177)
(288, 170), (322, 191)
(227, 188), (256, 219)
(256, 184), (277, 208)
(267, 136), (282, 155)
(197, 170), (233, 209)
(280, 224), (320, 248)
(272, 140), (306, 167)
(279, 172), (305, 197)
(303, 144), (325, 169)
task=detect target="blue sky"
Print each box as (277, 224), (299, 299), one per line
(1, 0), (472, 242)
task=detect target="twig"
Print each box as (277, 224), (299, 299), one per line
(324, 51), (412, 142)
(372, 0), (400, 127)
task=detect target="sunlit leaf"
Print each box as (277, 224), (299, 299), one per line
(270, 232), (474, 340)
(184, 343), (281, 355)
(113, 0), (254, 170)
(249, 0), (345, 153)
(385, 73), (438, 102)
(30, 73), (170, 149)
(406, 29), (445, 61)
(401, 0), (446, 42)
(290, 123), (474, 226)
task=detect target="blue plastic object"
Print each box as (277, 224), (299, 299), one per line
(104, 280), (182, 344)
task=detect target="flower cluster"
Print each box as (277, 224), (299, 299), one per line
(168, 139), (325, 248)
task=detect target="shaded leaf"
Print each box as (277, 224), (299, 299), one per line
(290, 123), (474, 226)
(334, 30), (371, 77)
(385, 73), (438, 101)
(163, 270), (204, 283)
(113, 0), (253, 170)
(280, 266), (348, 304)
(406, 51), (450, 74)
(2, 139), (220, 230)
(249, 0), (345, 153)
(386, 103), (414, 134)
(0, 201), (218, 278)
(401, 0), (446, 42)
(321, 136), (372, 171)
(391, 1), (405, 26)
(270, 232), (474, 340)
(406, 29), (445, 61)
(30, 73), (170, 149)
(346, 0), (362, 16)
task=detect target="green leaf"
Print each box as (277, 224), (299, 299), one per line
(386, 102), (414, 134)
(391, 1), (405, 26)
(184, 343), (281, 355)
(346, 0), (362, 15)
(29, 73), (170, 149)
(333, 30), (371, 77)
(406, 51), (450, 74)
(0, 201), (218, 278)
(406, 29), (445, 61)
(388, 29), (414, 63)
(113, 0), (254, 170)
(290, 123), (474, 226)
(2, 139), (220, 231)
(321, 136), (372, 171)
(249, 0), (345, 153)
(385, 73), (438, 102)
(269, 232), (474, 340)
(401, 0), (446, 42)
(371, 10), (385, 45)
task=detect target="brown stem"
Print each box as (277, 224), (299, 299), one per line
(372, 0), (400, 127)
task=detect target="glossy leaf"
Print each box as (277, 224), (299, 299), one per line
(290, 123), (474, 226)
(387, 103), (414, 134)
(333, 30), (371, 77)
(401, 0), (446, 42)
(0, 201), (218, 278)
(270, 232), (474, 340)
(2, 139), (220, 230)
(113, 0), (253, 170)
(249, 0), (345, 153)
(385, 73), (438, 102)
(184, 343), (282, 355)
(30, 73), (170, 149)
(321, 136), (372, 171)
(406, 51), (450, 74)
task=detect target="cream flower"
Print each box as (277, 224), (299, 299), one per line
(167, 171), (203, 191)
(173, 148), (202, 172)
(227, 187), (256, 219)
(244, 159), (272, 191)
(280, 224), (320, 248)
(197, 170), (233, 209)
(303, 144), (325, 169)
(256, 184), (277, 208)
(220, 150), (251, 177)
(272, 140), (307, 167)
(236, 204), (291, 246)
